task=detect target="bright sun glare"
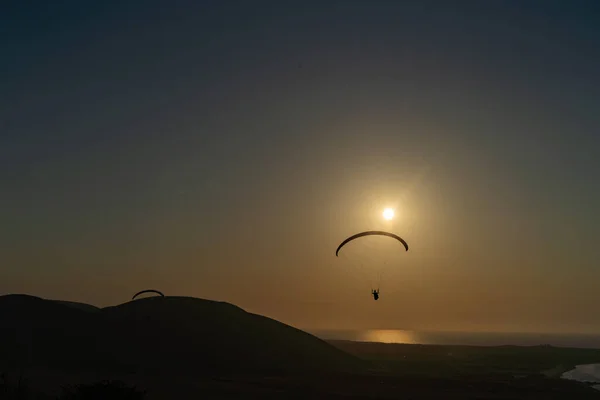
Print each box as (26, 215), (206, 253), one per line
(382, 208), (395, 220)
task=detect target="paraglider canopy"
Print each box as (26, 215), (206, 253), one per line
(335, 231), (409, 257)
(132, 289), (165, 300)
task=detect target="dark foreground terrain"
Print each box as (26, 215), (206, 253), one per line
(3, 370), (600, 400)
(4, 348), (600, 400)
(1, 294), (600, 399)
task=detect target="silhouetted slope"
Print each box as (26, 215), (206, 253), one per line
(52, 300), (100, 313)
(0, 295), (106, 370)
(0, 294), (364, 375)
(101, 296), (364, 373)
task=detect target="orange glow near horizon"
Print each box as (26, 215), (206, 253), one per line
(359, 330), (417, 344)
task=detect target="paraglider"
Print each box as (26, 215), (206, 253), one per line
(336, 231), (409, 301)
(335, 231), (409, 256)
(132, 289), (165, 300)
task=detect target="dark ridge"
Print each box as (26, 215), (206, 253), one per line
(0, 294), (105, 371)
(0, 294), (365, 375)
(100, 296), (364, 374)
(52, 300), (100, 313)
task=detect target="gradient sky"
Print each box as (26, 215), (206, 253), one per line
(2, 1), (599, 333)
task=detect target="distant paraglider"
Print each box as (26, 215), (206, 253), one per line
(132, 289), (165, 300)
(336, 231), (409, 301)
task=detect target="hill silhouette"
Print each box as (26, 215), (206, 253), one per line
(0, 294), (364, 375)
(51, 300), (100, 313)
(2, 295), (600, 399)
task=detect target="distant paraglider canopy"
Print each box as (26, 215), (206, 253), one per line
(335, 231), (409, 257)
(132, 289), (165, 300)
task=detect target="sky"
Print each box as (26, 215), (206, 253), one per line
(1, 1), (599, 333)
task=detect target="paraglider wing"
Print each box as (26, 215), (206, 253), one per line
(335, 231), (409, 256)
(132, 289), (165, 300)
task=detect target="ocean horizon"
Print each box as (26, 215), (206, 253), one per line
(310, 329), (600, 349)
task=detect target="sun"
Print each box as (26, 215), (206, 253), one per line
(382, 208), (395, 221)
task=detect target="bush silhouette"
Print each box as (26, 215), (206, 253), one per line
(0, 373), (146, 400)
(57, 380), (146, 400)
(0, 372), (37, 400)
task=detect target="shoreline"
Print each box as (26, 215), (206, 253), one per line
(310, 329), (600, 350)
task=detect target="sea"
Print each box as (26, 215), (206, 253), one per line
(309, 329), (600, 349)
(310, 329), (600, 390)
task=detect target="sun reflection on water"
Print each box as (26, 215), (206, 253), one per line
(358, 330), (418, 344)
